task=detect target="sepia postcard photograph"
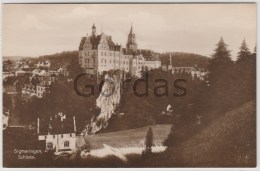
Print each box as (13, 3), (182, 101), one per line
(1, 2), (257, 169)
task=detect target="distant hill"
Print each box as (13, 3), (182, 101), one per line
(36, 51), (83, 78)
(3, 56), (35, 61)
(3, 51), (209, 68)
(159, 52), (209, 68)
(35, 51), (209, 69)
(33, 50), (209, 77)
(37, 51), (79, 70)
(144, 100), (256, 167)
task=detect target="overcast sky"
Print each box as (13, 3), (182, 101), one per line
(3, 4), (256, 60)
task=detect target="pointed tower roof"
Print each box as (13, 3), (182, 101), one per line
(126, 23), (137, 54)
(92, 24), (96, 29)
(130, 23), (133, 34)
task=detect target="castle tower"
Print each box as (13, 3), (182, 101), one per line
(126, 24), (138, 53)
(92, 24), (96, 36)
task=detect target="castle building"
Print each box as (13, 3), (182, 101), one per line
(79, 24), (161, 76)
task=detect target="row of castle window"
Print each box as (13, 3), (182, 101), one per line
(100, 59), (130, 65)
(84, 51), (133, 58)
(84, 58), (145, 66)
(100, 65), (129, 70)
(83, 51), (146, 62)
(83, 56), (147, 66)
(86, 44), (108, 49)
(100, 51), (121, 57)
(84, 51), (112, 56)
(85, 59), (95, 63)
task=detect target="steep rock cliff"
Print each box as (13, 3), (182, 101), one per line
(85, 72), (122, 134)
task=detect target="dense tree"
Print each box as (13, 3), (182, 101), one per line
(209, 37), (233, 72)
(207, 37), (234, 111)
(234, 40), (256, 106)
(162, 39), (256, 167)
(192, 37), (256, 116)
(237, 39), (251, 62)
(67, 60), (84, 78)
(164, 125), (176, 148)
(144, 127), (153, 155)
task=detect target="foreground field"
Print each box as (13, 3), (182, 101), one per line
(77, 124), (172, 149)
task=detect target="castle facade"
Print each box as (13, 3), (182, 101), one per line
(78, 24), (161, 76)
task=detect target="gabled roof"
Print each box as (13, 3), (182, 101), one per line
(79, 37), (86, 50)
(90, 35), (102, 49)
(39, 115), (75, 135)
(122, 48), (141, 55)
(79, 34), (121, 51)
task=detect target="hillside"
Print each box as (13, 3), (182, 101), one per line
(144, 101), (256, 167)
(159, 52), (209, 68)
(37, 51), (83, 77)
(38, 51), (78, 69)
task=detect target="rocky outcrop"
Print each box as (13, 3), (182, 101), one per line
(85, 71), (122, 134)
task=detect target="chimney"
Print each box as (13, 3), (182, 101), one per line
(73, 116), (76, 133)
(48, 116), (52, 135)
(37, 117), (40, 134)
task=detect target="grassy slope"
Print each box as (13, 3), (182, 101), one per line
(77, 124), (172, 149)
(144, 101), (256, 167)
